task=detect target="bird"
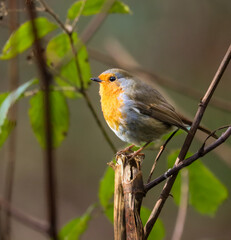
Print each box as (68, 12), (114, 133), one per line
(91, 68), (215, 153)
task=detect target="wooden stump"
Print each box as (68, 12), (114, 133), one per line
(113, 153), (145, 240)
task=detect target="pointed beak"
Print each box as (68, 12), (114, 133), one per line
(91, 77), (102, 83)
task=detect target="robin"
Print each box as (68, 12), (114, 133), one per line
(91, 68), (214, 153)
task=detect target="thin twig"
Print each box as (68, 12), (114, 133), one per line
(37, 0), (69, 34)
(68, 34), (85, 91)
(202, 125), (231, 147)
(144, 44), (231, 239)
(71, 0), (87, 31)
(65, 32), (117, 152)
(0, 198), (49, 235)
(145, 126), (231, 192)
(171, 169), (189, 240)
(36, 0), (117, 153)
(147, 129), (179, 184)
(82, 90), (117, 153)
(50, 65), (118, 152)
(49, 0), (116, 71)
(3, 0), (19, 238)
(26, 1), (58, 239)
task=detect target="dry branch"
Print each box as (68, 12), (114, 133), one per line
(144, 44), (231, 239)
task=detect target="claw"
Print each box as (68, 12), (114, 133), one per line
(116, 144), (135, 155)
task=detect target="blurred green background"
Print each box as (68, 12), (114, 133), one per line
(0, 0), (231, 239)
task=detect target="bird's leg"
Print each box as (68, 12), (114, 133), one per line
(117, 144), (135, 155)
(127, 141), (151, 161)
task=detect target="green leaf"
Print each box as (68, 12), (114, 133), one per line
(67, 0), (131, 19)
(46, 33), (91, 97)
(0, 80), (36, 135)
(28, 90), (69, 148)
(168, 150), (228, 216)
(0, 93), (15, 148)
(98, 166), (115, 223)
(59, 205), (94, 240)
(0, 92), (9, 105)
(0, 17), (57, 60)
(104, 203), (114, 223)
(140, 206), (165, 240)
(99, 166), (115, 208)
(188, 160), (228, 216)
(0, 119), (15, 148)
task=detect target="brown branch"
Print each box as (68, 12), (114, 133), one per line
(144, 44), (231, 239)
(0, 198), (49, 235)
(25, 1), (58, 239)
(147, 129), (179, 184)
(145, 126), (231, 192)
(3, 0), (19, 238)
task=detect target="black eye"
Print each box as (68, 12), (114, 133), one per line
(109, 76), (116, 82)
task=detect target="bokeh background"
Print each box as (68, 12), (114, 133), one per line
(0, 0), (231, 239)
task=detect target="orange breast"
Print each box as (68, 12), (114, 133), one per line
(99, 82), (124, 131)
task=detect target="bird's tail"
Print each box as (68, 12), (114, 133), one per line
(178, 114), (218, 139)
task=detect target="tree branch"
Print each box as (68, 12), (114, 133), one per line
(0, 197), (49, 235)
(3, 0), (19, 237)
(25, 1), (58, 239)
(144, 44), (231, 239)
(145, 126), (231, 192)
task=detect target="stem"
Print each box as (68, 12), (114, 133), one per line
(145, 127), (231, 192)
(26, 1), (58, 239)
(147, 129), (179, 183)
(3, 0), (19, 238)
(38, 0), (69, 34)
(0, 198), (49, 235)
(37, 0), (117, 153)
(82, 91), (117, 153)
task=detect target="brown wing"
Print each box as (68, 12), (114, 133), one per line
(125, 78), (188, 132)
(134, 101), (188, 132)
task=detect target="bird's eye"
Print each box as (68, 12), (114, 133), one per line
(109, 76), (116, 82)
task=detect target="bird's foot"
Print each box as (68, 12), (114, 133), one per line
(127, 149), (145, 161)
(116, 144), (135, 155)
